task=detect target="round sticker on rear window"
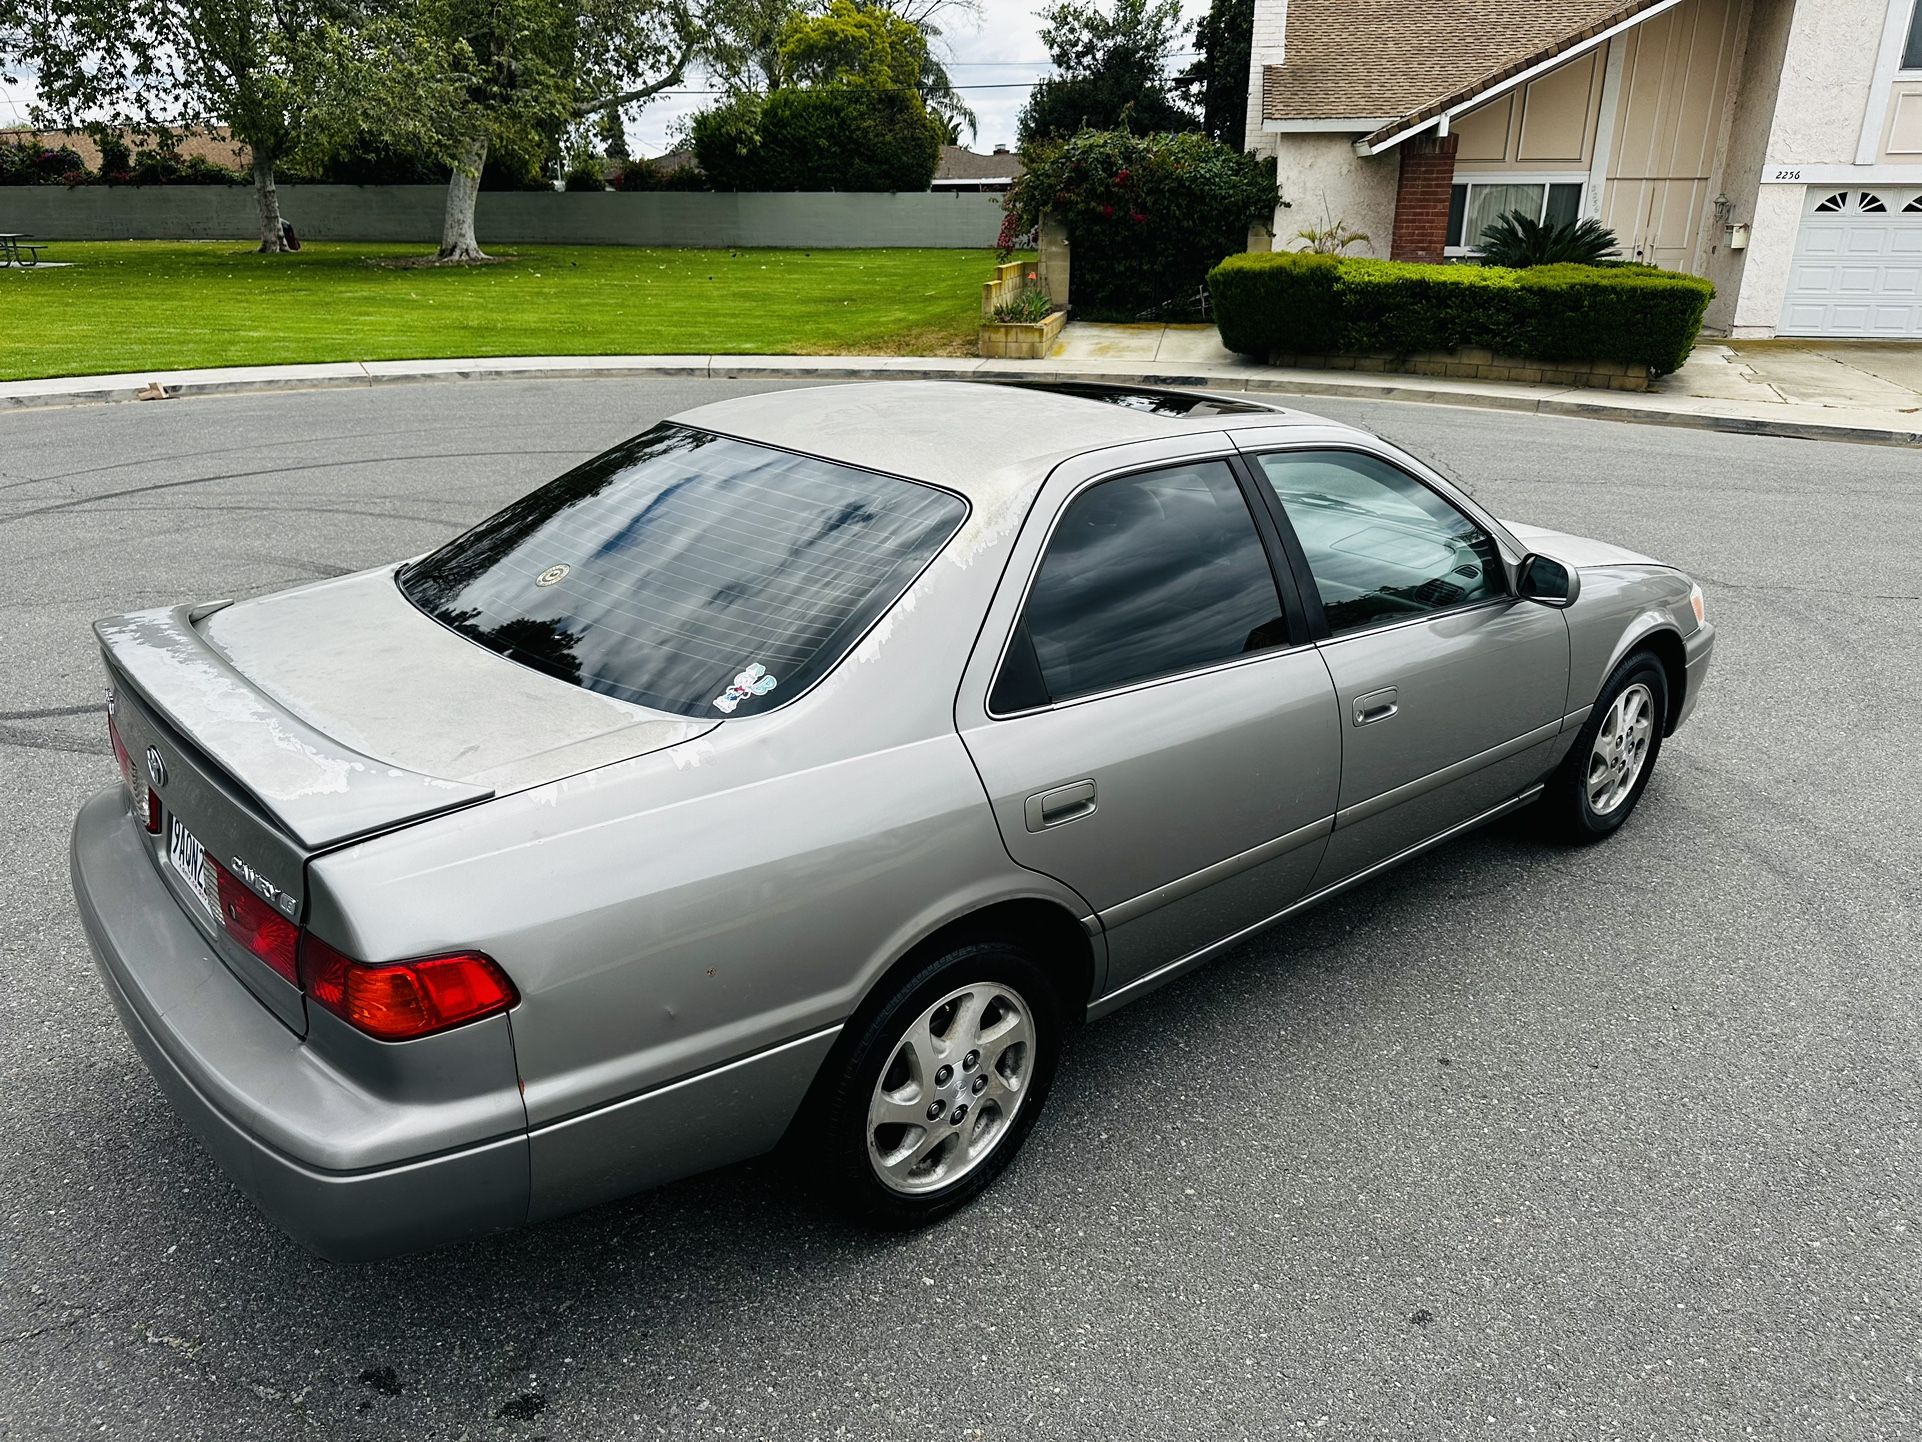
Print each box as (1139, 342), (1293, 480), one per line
(535, 564), (570, 587)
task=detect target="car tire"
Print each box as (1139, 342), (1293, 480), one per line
(1542, 650), (1670, 844)
(811, 939), (1064, 1227)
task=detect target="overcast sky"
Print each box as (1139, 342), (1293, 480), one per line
(0, 0), (1210, 159)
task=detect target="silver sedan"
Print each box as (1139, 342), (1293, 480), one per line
(70, 381), (1714, 1258)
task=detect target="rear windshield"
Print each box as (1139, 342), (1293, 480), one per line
(398, 424), (967, 719)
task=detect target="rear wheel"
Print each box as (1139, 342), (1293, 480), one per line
(1542, 651), (1668, 842)
(814, 940), (1062, 1226)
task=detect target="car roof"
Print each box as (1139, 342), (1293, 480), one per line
(669, 380), (1341, 506)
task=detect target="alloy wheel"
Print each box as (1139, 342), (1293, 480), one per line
(1587, 682), (1655, 816)
(866, 982), (1036, 1195)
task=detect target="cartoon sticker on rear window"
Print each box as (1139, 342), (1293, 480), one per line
(713, 663), (778, 713)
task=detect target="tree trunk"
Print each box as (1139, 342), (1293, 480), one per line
(437, 134), (490, 263)
(252, 150), (285, 254)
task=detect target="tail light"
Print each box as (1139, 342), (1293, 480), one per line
(298, 934), (518, 1042)
(107, 711), (162, 833)
(213, 860), (300, 986)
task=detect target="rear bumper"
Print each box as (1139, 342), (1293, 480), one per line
(1675, 621), (1715, 731)
(70, 787), (529, 1261)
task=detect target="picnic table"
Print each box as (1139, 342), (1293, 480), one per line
(0, 233), (49, 268)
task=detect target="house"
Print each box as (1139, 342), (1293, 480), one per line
(1243, 0), (1922, 337)
(933, 145), (1024, 194)
(0, 124), (250, 172)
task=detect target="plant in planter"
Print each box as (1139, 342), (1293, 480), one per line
(994, 274), (1056, 324)
(980, 265), (1066, 358)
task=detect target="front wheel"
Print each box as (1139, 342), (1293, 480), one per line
(814, 940), (1062, 1226)
(1541, 651), (1669, 842)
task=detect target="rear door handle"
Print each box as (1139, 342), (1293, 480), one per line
(1025, 779), (1096, 831)
(1353, 687), (1399, 726)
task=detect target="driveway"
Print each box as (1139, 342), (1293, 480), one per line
(2, 380), (1918, 1440)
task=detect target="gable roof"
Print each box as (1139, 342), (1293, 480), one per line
(935, 145), (1023, 183)
(1262, 0), (1675, 149)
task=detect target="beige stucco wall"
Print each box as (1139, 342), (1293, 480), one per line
(1699, 0), (1794, 330)
(1255, 132), (1398, 257)
(1768, 0), (1890, 163)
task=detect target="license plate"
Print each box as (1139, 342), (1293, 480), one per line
(168, 816), (216, 920)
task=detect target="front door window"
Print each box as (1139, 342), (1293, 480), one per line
(1252, 450), (1505, 635)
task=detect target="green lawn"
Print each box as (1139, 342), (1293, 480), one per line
(0, 241), (1006, 381)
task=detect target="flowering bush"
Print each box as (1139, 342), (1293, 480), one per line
(1003, 129), (1280, 318)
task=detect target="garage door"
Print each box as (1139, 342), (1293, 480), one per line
(1780, 188), (1922, 338)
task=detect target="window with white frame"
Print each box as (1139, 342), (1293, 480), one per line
(1445, 179), (1585, 253)
(1903, 0), (1922, 70)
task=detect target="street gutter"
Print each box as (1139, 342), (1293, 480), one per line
(4, 354), (1918, 449)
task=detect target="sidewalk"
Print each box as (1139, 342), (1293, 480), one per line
(4, 331), (1919, 448)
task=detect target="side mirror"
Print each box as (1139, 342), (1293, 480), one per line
(1518, 552), (1581, 608)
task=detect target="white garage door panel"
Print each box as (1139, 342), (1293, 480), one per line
(1780, 188), (1922, 338)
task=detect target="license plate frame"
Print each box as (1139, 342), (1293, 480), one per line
(167, 815), (217, 921)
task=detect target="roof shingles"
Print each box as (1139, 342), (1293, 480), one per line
(1262, 0), (1667, 144)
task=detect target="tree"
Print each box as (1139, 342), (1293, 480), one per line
(5, 0), (377, 253)
(1175, 0), (1251, 150)
(387, 0), (704, 262)
(781, 1), (927, 90)
(1017, 0), (1195, 145)
(704, 0), (974, 138)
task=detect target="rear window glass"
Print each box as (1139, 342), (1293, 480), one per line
(398, 424), (967, 718)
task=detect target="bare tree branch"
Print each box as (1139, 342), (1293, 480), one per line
(571, 39), (693, 115)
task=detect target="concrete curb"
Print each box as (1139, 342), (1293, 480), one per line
(4, 354), (1919, 448)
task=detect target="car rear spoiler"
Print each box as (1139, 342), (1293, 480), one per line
(96, 603), (493, 850)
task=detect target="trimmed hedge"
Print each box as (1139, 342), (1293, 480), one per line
(1208, 251), (1714, 376)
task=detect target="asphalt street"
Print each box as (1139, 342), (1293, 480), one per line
(1, 380), (1917, 1441)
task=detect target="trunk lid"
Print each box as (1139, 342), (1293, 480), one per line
(98, 582), (712, 1031)
(197, 567), (715, 792)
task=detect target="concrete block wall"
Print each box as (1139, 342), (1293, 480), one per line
(0, 185), (1005, 248)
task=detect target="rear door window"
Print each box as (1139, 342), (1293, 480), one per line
(997, 459), (1289, 708)
(399, 425), (967, 718)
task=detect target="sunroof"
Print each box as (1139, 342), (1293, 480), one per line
(994, 382), (1281, 417)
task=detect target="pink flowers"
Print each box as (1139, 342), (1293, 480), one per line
(1099, 203), (1116, 219)
(1114, 168), (1131, 184)
(1130, 211), (1148, 224)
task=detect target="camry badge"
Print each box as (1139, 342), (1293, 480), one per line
(536, 564), (570, 587)
(144, 746), (167, 787)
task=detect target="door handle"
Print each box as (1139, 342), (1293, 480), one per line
(1025, 779), (1096, 832)
(1353, 687), (1399, 726)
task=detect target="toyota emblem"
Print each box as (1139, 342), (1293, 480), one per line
(144, 746), (167, 788)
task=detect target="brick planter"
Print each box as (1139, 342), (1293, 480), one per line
(1268, 346), (1652, 392)
(980, 309), (1066, 359)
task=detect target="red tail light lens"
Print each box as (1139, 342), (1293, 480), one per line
(213, 861), (300, 985)
(107, 713), (161, 833)
(298, 934), (518, 1041)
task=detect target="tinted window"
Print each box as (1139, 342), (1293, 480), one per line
(1256, 450), (1504, 635)
(1014, 461), (1287, 704)
(400, 425), (966, 718)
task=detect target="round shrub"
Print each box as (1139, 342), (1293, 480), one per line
(1005, 129), (1279, 318)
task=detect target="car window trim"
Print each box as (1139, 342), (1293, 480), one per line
(984, 450), (1312, 721)
(1240, 443), (1514, 644)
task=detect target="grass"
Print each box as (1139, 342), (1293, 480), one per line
(0, 241), (1010, 381)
